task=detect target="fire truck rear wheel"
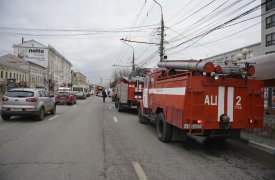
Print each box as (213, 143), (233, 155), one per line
(156, 112), (172, 143)
(118, 102), (123, 112)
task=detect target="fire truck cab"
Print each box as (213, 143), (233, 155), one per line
(138, 60), (264, 142)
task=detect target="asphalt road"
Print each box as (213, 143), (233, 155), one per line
(0, 96), (274, 180)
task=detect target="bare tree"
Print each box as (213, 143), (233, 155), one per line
(110, 68), (131, 87)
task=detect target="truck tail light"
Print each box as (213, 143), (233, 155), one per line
(197, 120), (204, 124)
(249, 118), (253, 124)
(26, 97), (38, 102)
(2, 96), (9, 101)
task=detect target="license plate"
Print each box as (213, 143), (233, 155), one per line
(131, 106), (137, 108)
(11, 108), (22, 111)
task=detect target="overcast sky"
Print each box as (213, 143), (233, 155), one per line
(0, 0), (261, 85)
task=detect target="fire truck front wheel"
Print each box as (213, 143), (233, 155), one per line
(156, 113), (172, 143)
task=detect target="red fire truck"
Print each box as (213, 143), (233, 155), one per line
(138, 59), (264, 142)
(115, 76), (144, 112)
(95, 85), (104, 96)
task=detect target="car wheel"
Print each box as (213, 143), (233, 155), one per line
(36, 107), (45, 121)
(50, 105), (56, 115)
(138, 106), (148, 124)
(156, 112), (172, 143)
(1, 115), (10, 121)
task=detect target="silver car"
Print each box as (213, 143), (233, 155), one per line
(1, 88), (56, 121)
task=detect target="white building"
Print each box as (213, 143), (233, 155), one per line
(13, 39), (72, 92)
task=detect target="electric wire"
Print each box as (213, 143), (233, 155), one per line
(165, 1), (264, 53)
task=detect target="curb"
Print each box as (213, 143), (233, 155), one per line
(248, 140), (275, 155)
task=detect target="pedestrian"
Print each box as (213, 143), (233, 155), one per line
(102, 89), (107, 103)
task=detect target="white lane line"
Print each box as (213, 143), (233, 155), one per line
(73, 105), (76, 108)
(132, 162), (148, 180)
(113, 116), (118, 122)
(48, 115), (59, 121)
(109, 106), (112, 110)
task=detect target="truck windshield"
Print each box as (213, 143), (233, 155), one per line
(72, 87), (83, 91)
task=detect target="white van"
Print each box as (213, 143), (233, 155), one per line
(72, 85), (87, 99)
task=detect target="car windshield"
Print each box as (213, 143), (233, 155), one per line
(72, 87), (83, 91)
(5, 91), (34, 98)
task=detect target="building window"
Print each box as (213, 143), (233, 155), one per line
(266, 14), (275, 29)
(9, 73), (12, 78)
(266, 32), (275, 46)
(0, 71), (3, 79)
(266, 0), (275, 11)
(13, 73), (15, 78)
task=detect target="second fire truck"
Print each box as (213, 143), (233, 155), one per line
(114, 76), (144, 112)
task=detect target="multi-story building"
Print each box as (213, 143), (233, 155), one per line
(204, 43), (262, 62)
(262, 0), (275, 54)
(0, 54), (29, 94)
(71, 70), (77, 86)
(204, 0), (275, 111)
(28, 61), (46, 88)
(74, 71), (87, 85)
(13, 39), (72, 92)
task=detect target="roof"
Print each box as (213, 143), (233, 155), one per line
(13, 39), (47, 49)
(0, 54), (29, 71)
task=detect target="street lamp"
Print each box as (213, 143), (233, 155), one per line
(153, 0), (164, 61)
(121, 41), (135, 71)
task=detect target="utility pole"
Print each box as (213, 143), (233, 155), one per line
(121, 40), (135, 71)
(153, 0), (164, 62)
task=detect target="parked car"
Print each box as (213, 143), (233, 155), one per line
(1, 88), (56, 121)
(55, 91), (77, 105)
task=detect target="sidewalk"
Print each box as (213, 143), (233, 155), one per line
(240, 115), (275, 155)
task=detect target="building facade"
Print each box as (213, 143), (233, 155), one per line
(0, 54), (29, 95)
(262, 0), (275, 54)
(28, 61), (46, 88)
(13, 39), (72, 92)
(75, 71), (87, 85)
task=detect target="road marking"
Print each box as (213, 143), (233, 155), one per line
(109, 106), (112, 110)
(132, 162), (148, 180)
(73, 105), (76, 108)
(113, 116), (118, 122)
(48, 115), (59, 121)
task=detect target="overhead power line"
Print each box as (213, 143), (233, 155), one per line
(0, 24), (158, 33)
(166, 1), (265, 53)
(170, 0), (218, 28)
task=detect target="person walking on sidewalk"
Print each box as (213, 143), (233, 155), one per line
(102, 89), (107, 103)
